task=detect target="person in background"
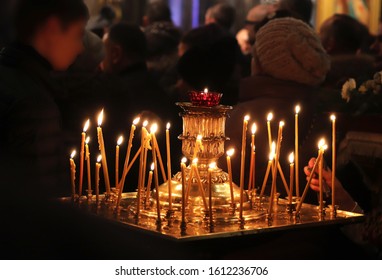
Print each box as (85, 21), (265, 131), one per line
(176, 24), (240, 105)
(205, 3), (236, 32)
(0, 0), (88, 258)
(86, 5), (116, 38)
(142, 1), (181, 99)
(278, 0), (313, 24)
(225, 17), (331, 202)
(142, 0), (172, 27)
(319, 14), (375, 89)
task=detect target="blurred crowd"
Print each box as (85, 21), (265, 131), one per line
(1, 0), (382, 257)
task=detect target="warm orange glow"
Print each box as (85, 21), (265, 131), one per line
(143, 120), (148, 127)
(150, 123), (158, 134)
(117, 136), (123, 146)
(267, 112), (273, 121)
(70, 150), (76, 159)
(85, 136), (90, 144)
(204, 88), (208, 93)
(251, 123), (257, 134)
(181, 157), (187, 164)
(330, 114), (336, 121)
(295, 105), (301, 114)
(150, 162), (155, 171)
(83, 119), (90, 132)
(226, 148), (234, 157)
(279, 121), (285, 127)
(97, 109), (104, 126)
(133, 117), (140, 125)
(209, 162), (217, 169)
(244, 115), (250, 122)
(166, 122), (171, 130)
(289, 152), (295, 164)
(97, 155), (102, 163)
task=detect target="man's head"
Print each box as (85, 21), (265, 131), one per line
(205, 3), (236, 30)
(102, 23), (147, 74)
(14, 0), (89, 70)
(143, 1), (172, 27)
(320, 14), (365, 55)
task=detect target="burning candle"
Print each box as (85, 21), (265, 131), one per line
(288, 152), (294, 205)
(331, 114), (336, 212)
(296, 140), (327, 215)
(268, 121), (284, 216)
(166, 122), (172, 210)
(260, 142), (275, 198)
(115, 135), (123, 188)
(85, 137), (91, 197)
(208, 162), (216, 227)
(152, 126), (167, 182)
(226, 148), (235, 205)
(97, 110), (111, 195)
(119, 117), (140, 190)
(95, 155), (102, 204)
(318, 138), (327, 216)
(150, 123), (161, 223)
(137, 120), (149, 218)
(193, 134), (203, 159)
(248, 123), (257, 192)
(79, 119), (89, 197)
(295, 105), (300, 197)
(266, 112), (273, 150)
(145, 162), (154, 206)
(180, 157), (187, 225)
(239, 115), (250, 221)
(69, 150), (77, 199)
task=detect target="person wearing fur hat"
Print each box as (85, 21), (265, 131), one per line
(225, 17), (334, 203)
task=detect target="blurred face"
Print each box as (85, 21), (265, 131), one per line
(38, 17), (86, 70)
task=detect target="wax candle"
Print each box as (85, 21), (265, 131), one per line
(260, 143), (275, 198)
(318, 139), (327, 216)
(85, 137), (91, 197)
(136, 120), (149, 218)
(266, 112), (273, 150)
(268, 121), (284, 216)
(152, 127), (167, 182)
(208, 162), (216, 227)
(248, 123), (257, 191)
(145, 162), (154, 206)
(79, 119), (89, 197)
(70, 150), (77, 199)
(295, 105), (300, 197)
(97, 110), (111, 195)
(95, 155), (102, 204)
(226, 148), (235, 205)
(150, 123), (161, 223)
(192, 158), (208, 212)
(166, 122), (172, 210)
(295, 139), (326, 215)
(119, 117), (140, 190)
(180, 157), (187, 225)
(115, 135), (123, 188)
(331, 114), (336, 212)
(288, 152), (294, 205)
(239, 115), (250, 221)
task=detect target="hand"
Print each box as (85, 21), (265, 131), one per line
(303, 157), (332, 192)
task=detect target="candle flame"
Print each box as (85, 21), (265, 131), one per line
(150, 162), (155, 171)
(271, 141), (276, 157)
(196, 134), (202, 141)
(142, 120), (148, 127)
(192, 158), (198, 164)
(70, 150), (76, 159)
(244, 115), (250, 121)
(289, 152), (294, 164)
(330, 114), (336, 121)
(295, 105), (300, 114)
(251, 123), (257, 134)
(83, 119), (90, 132)
(318, 138), (326, 150)
(209, 162), (217, 169)
(267, 112), (273, 121)
(204, 88), (208, 93)
(279, 121), (285, 127)
(117, 135), (123, 146)
(97, 155), (102, 163)
(150, 123), (158, 134)
(226, 148), (234, 157)
(97, 109), (104, 126)
(181, 157), (187, 164)
(166, 122), (171, 130)
(269, 151), (275, 161)
(85, 136), (90, 144)
(133, 117), (140, 125)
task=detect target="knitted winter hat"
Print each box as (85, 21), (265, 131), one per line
(253, 17), (330, 86)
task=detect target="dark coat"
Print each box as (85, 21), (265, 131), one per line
(224, 75), (331, 203)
